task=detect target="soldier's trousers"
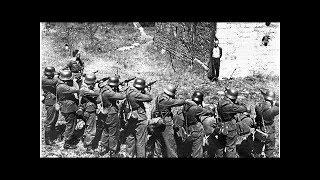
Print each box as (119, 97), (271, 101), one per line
(125, 118), (148, 158)
(253, 124), (276, 158)
(61, 112), (77, 145)
(44, 105), (59, 141)
(100, 113), (120, 153)
(152, 124), (178, 158)
(83, 111), (97, 148)
(183, 122), (204, 158)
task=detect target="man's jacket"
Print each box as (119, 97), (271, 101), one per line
(41, 75), (58, 106)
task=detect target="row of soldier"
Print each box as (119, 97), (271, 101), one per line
(41, 51), (279, 158)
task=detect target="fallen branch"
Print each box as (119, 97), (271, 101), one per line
(193, 58), (209, 71)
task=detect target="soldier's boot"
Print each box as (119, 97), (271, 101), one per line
(86, 146), (94, 154)
(45, 131), (55, 146)
(63, 139), (77, 149)
(99, 147), (109, 157)
(110, 150), (119, 158)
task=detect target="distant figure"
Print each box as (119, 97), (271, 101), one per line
(72, 49), (79, 57)
(265, 22), (271, 26)
(262, 35), (270, 46)
(208, 38), (222, 81)
(65, 44), (69, 50)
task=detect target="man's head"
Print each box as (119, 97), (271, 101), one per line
(225, 87), (238, 102)
(213, 38), (219, 47)
(191, 91), (204, 105)
(108, 76), (120, 91)
(163, 84), (177, 98)
(133, 78), (146, 92)
(44, 66), (55, 78)
(84, 73), (97, 89)
(59, 70), (74, 83)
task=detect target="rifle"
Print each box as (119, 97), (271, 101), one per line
(119, 77), (136, 86)
(97, 77), (110, 88)
(145, 80), (157, 91)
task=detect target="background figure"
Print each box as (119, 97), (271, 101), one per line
(208, 38), (222, 81)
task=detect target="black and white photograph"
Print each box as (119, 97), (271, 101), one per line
(40, 22), (280, 158)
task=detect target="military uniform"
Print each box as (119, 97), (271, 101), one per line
(79, 83), (100, 149)
(124, 87), (152, 158)
(98, 85), (126, 155)
(253, 101), (279, 158)
(41, 75), (59, 144)
(56, 79), (80, 148)
(151, 93), (185, 158)
(181, 102), (214, 158)
(214, 97), (252, 158)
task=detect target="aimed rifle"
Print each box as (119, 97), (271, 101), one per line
(97, 77), (110, 88)
(119, 77), (136, 86)
(146, 80), (157, 91)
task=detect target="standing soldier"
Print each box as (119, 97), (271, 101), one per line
(41, 66), (59, 145)
(63, 50), (84, 87)
(253, 90), (279, 158)
(79, 73), (100, 153)
(214, 87), (253, 158)
(99, 76), (126, 157)
(208, 38), (222, 81)
(124, 78), (152, 158)
(150, 85), (186, 158)
(56, 70), (80, 149)
(181, 91), (214, 158)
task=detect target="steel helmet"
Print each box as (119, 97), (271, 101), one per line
(225, 87), (238, 100)
(108, 76), (120, 87)
(263, 90), (276, 101)
(59, 70), (74, 81)
(44, 66), (55, 76)
(164, 84), (177, 97)
(192, 91), (204, 103)
(84, 73), (97, 85)
(133, 78), (146, 90)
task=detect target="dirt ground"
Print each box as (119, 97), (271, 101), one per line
(40, 23), (279, 158)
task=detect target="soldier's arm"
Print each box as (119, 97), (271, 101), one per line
(135, 92), (153, 102)
(219, 47), (222, 58)
(229, 103), (248, 113)
(80, 87), (99, 97)
(109, 91), (126, 101)
(195, 106), (214, 117)
(161, 98), (186, 108)
(61, 85), (79, 94)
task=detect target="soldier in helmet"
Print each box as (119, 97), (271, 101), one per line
(214, 87), (254, 158)
(63, 50), (84, 87)
(252, 89), (279, 158)
(79, 73), (100, 152)
(56, 70), (80, 149)
(41, 66), (59, 145)
(124, 78), (152, 158)
(98, 76), (126, 157)
(180, 91), (214, 158)
(149, 84), (188, 158)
